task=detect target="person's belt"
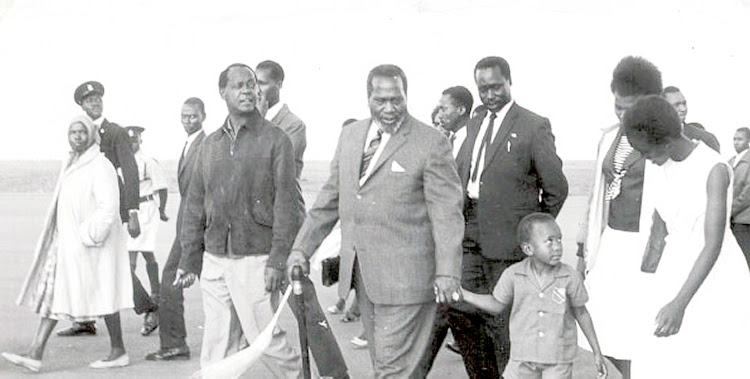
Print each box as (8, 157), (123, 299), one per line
(139, 194), (155, 203)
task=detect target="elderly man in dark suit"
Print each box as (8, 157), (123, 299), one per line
(58, 81), (156, 337)
(145, 97), (206, 361)
(730, 127), (750, 271)
(288, 64), (464, 378)
(450, 56), (569, 377)
(175, 64), (301, 373)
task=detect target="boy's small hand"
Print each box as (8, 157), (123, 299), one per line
(594, 353), (607, 378)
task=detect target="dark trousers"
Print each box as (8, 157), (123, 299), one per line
(416, 303), (495, 379)
(287, 276), (348, 378)
(158, 237), (188, 349)
(731, 223), (750, 273)
(448, 197), (518, 378)
(133, 272), (155, 314)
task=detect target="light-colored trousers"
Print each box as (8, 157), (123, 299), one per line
(200, 253), (301, 378)
(354, 260), (437, 378)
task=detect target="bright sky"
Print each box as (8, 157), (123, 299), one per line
(1, 0), (749, 161)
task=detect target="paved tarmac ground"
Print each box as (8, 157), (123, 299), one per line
(0, 189), (616, 378)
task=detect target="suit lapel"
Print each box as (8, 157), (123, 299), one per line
(364, 117), (413, 183)
(271, 104), (289, 126)
(457, 111), (484, 187)
(347, 121), (370, 189)
(179, 131), (205, 178)
(483, 103), (518, 170)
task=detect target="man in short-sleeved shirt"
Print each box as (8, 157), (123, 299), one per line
(493, 259), (588, 365)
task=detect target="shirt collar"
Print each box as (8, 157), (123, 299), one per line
(490, 99), (514, 122)
(265, 102), (284, 121)
(514, 257), (568, 278)
(736, 149), (749, 165)
(224, 111), (261, 137)
(92, 116), (104, 128)
(186, 128), (203, 144)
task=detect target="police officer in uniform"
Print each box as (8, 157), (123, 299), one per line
(125, 126), (169, 336)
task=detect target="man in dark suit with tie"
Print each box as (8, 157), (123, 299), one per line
(417, 85), (474, 377)
(451, 56), (568, 377)
(58, 81), (154, 337)
(288, 64), (464, 377)
(145, 97), (206, 361)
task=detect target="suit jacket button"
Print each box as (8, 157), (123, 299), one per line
(356, 195), (362, 200)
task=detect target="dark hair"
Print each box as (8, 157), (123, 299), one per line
(342, 118), (358, 127)
(256, 60), (285, 83)
(183, 97), (205, 115)
(610, 56), (662, 96)
(623, 95), (682, 146)
(474, 56), (512, 85)
(737, 127), (750, 139)
(442, 86), (474, 115)
(662, 86), (681, 95)
(517, 212), (556, 245)
(218, 63), (254, 90)
(367, 64), (408, 98)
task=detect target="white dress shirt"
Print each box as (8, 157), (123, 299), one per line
(467, 100), (514, 199)
(265, 102), (284, 121)
(183, 128), (204, 158)
(451, 126), (467, 159)
(359, 120), (393, 186)
(734, 148), (748, 168)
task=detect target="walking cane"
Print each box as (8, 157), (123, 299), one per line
(291, 265), (312, 379)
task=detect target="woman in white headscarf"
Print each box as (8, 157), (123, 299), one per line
(2, 115), (133, 372)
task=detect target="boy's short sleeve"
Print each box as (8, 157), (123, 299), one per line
(492, 269), (514, 305)
(567, 268), (588, 308)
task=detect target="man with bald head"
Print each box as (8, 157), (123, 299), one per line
(175, 64), (302, 372)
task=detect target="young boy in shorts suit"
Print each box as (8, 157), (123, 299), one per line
(458, 212), (607, 378)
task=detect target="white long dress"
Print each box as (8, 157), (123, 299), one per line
(632, 143), (750, 378)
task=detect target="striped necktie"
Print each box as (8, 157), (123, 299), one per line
(360, 129), (383, 179)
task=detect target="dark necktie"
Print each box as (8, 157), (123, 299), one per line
(471, 112), (497, 182)
(178, 141), (188, 170)
(449, 132), (457, 147)
(360, 129), (383, 179)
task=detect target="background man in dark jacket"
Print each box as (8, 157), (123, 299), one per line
(145, 97), (206, 361)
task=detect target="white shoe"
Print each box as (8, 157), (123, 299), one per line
(326, 305), (343, 314)
(350, 336), (368, 348)
(89, 354), (130, 369)
(2, 352), (41, 372)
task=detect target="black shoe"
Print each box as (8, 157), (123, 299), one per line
(57, 322), (96, 337)
(141, 312), (158, 336)
(145, 347), (190, 361)
(446, 342), (461, 355)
